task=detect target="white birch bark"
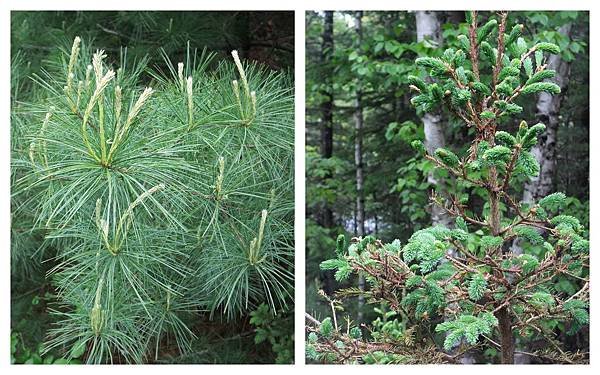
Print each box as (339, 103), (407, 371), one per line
(416, 11), (453, 228)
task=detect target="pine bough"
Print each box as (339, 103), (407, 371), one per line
(12, 38), (294, 363)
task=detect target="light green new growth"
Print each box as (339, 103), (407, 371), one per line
(231, 50), (257, 125)
(13, 36), (294, 363)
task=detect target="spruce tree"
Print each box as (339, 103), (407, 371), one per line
(306, 11), (588, 364)
(12, 37), (294, 363)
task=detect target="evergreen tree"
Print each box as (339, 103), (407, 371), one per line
(306, 11), (588, 364)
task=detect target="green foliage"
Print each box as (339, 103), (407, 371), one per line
(539, 192), (567, 212)
(477, 19), (498, 43)
(530, 292), (555, 309)
(563, 300), (589, 326)
(455, 217), (468, 232)
(436, 313), (498, 350)
(11, 331), (81, 364)
(349, 327), (362, 339)
(521, 123), (547, 149)
(518, 254), (540, 274)
(415, 57), (449, 76)
(521, 82), (561, 96)
(495, 131), (516, 147)
(483, 145), (512, 166)
(249, 304), (294, 364)
(403, 227), (448, 273)
(480, 235), (503, 250)
(403, 280), (446, 319)
(411, 140), (426, 154)
(468, 273), (488, 301)
(320, 317), (334, 338)
(506, 24), (523, 45)
(435, 148), (460, 168)
(13, 35), (293, 363)
(535, 42), (561, 54)
(320, 257), (352, 282)
(407, 75), (427, 91)
(526, 69), (556, 85)
(513, 225), (544, 245)
(336, 234), (347, 256)
(514, 151), (540, 177)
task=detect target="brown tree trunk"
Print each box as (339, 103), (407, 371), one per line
(354, 10), (366, 324)
(489, 165), (515, 364)
(319, 11), (334, 228)
(496, 306), (515, 364)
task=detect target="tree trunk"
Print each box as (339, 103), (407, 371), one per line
(492, 193), (515, 364)
(488, 162), (516, 364)
(354, 11), (366, 324)
(523, 23), (572, 204)
(496, 305), (515, 364)
(319, 11), (334, 228)
(415, 11), (452, 228)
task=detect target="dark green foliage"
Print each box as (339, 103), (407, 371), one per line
(415, 57), (449, 76)
(521, 82), (561, 96)
(521, 123), (547, 149)
(455, 217), (468, 232)
(480, 110), (496, 119)
(530, 292), (555, 309)
(436, 313), (498, 350)
(403, 280), (445, 319)
(526, 69), (556, 85)
(468, 274), (488, 301)
(407, 75), (427, 91)
(563, 300), (589, 326)
(495, 131), (517, 147)
(506, 24), (523, 45)
(411, 139), (426, 153)
(513, 225), (544, 245)
(12, 24), (294, 363)
(249, 304), (294, 364)
(477, 19), (498, 43)
(349, 327), (362, 339)
(539, 192), (567, 212)
(435, 148), (460, 168)
(472, 81), (491, 95)
(518, 254), (540, 274)
(514, 151), (540, 177)
(457, 34), (470, 51)
(336, 234), (348, 256)
(483, 145), (512, 166)
(480, 41), (496, 66)
(320, 317), (334, 338)
(480, 236), (503, 250)
(535, 42), (561, 54)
